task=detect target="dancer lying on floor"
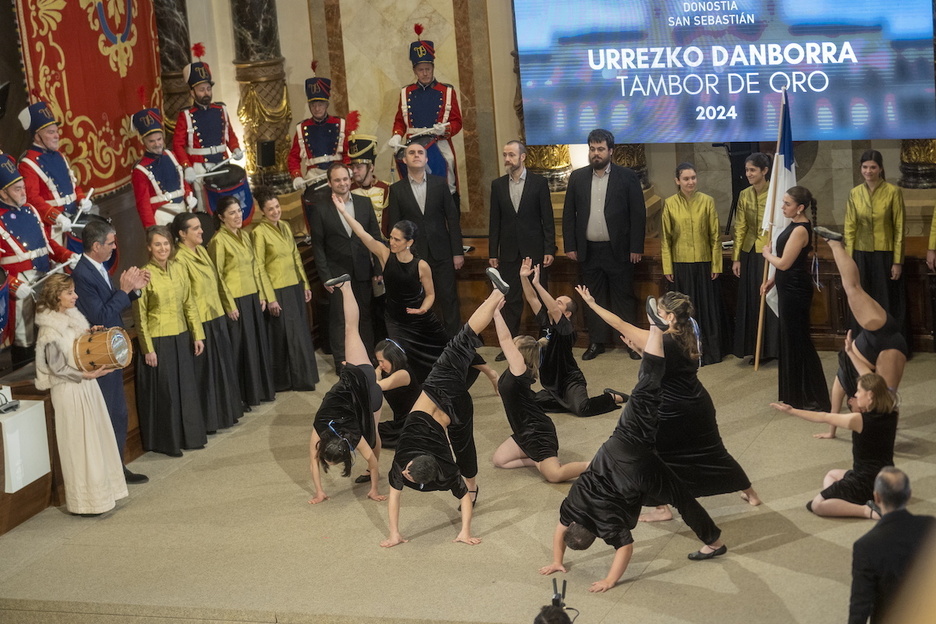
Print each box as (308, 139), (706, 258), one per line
(490, 305), (589, 483)
(381, 277), (508, 548)
(576, 286), (760, 521)
(812, 226), (908, 440)
(518, 258), (626, 418)
(771, 332), (897, 520)
(334, 197), (499, 393)
(539, 301), (727, 593)
(308, 275), (385, 504)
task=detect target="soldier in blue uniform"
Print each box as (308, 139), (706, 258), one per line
(131, 107), (196, 228)
(389, 24), (463, 208)
(0, 154), (76, 367)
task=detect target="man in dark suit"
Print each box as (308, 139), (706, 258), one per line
(489, 140), (555, 357)
(74, 219), (151, 484)
(311, 162), (381, 369)
(562, 129), (646, 360)
(385, 141), (463, 336)
(850, 467), (935, 624)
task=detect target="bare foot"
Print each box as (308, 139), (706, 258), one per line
(639, 505), (673, 522)
(740, 490), (762, 506)
(813, 432), (836, 440)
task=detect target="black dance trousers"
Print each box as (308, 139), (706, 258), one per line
(581, 241), (636, 345)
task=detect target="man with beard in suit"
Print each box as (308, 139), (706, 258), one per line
(385, 141), (463, 336)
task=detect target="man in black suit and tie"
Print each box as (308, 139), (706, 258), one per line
(489, 140), (555, 357)
(562, 129), (646, 361)
(312, 162), (381, 369)
(849, 467), (935, 624)
(386, 141), (463, 336)
(74, 219), (151, 483)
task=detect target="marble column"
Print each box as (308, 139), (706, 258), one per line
(230, 0), (292, 190)
(153, 0), (192, 136)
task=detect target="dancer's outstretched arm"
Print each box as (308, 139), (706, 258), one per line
(519, 257), (542, 316)
(334, 194), (390, 268)
(408, 259), (435, 314)
(576, 285), (650, 351)
(455, 491), (482, 546)
(591, 544), (634, 593)
(770, 402), (862, 433)
(539, 523), (569, 576)
(380, 487), (407, 547)
(530, 264), (562, 323)
(494, 309), (526, 377)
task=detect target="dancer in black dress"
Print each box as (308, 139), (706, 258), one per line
(518, 258), (625, 417)
(308, 276), (386, 505)
(812, 226), (908, 440)
(374, 338), (421, 449)
(576, 286), (760, 522)
(771, 335), (897, 519)
(490, 306), (588, 483)
(762, 186), (831, 412)
(333, 197), (499, 391)
(539, 308), (726, 593)
(381, 280), (508, 548)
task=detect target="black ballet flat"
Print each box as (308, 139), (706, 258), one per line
(486, 268), (510, 294)
(813, 226), (843, 242)
(354, 473), (371, 484)
(324, 273), (351, 288)
(646, 297), (669, 331)
(687, 544), (727, 560)
(866, 499), (882, 519)
(603, 388), (629, 404)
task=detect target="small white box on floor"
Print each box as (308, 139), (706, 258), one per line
(0, 400), (50, 493)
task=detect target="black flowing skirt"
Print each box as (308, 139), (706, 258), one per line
(732, 250), (779, 360)
(228, 293), (275, 405)
(197, 316), (243, 431)
(776, 273), (831, 411)
(852, 250), (911, 357)
(385, 307), (452, 384)
(671, 262), (729, 366)
(137, 332), (206, 455)
(267, 283), (319, 392)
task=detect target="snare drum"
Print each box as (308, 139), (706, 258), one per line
(203, 163), (256, 224)
(66, 214), (118, 273)
(73, 327), (133, 372)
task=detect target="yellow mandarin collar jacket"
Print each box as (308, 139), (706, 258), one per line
(661, 191), (722, 275)
(175, 243), (235, 323)
(133, 259), (205, 354)
(250, 217), (310, 291)
(208, 226), (276, 302)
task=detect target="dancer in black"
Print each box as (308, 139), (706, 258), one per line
(576, 286), (760, 521)
(334, 197), (499, 391)
(381, 279), (507, 548)
(771, 333), (897, 519)
(812, 226), (908, 439)
(539, 306), (726, 593)
(308, 276), (385, 505)
(490, 306), (588, 483)
(374, 338), (421, 449)
(762, 186), (831, 412)
(518, 258), (625, 418)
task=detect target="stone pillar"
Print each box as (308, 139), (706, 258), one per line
(525, 145), (572, 192)
(153, 0), (192, 136)
(230, 0), (292, 190)
(899, 139), (936, 189)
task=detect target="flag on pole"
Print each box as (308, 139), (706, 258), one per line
(761, 89), (796, 316)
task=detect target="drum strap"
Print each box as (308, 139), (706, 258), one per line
(183, 108), (228, 156)
(400, 87), (411, 137)
(19, 158), (77, 207)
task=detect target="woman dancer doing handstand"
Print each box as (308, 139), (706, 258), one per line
(812, 226), (908, 439)
(381, 274), (508, 548)
(576, 286), (760, 521)
(490, 305), (589, 483)
(308, 275), (386, 505)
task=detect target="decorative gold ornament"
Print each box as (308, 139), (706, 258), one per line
(612, 144), (647, 168)
(526, 145), (571, 170)
(234, 58), (292, 177)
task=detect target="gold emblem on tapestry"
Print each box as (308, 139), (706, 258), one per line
(79, 0), (139, 78)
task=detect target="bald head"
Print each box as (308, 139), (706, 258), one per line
(874, 467), (911, 513)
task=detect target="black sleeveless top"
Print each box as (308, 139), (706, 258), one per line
(383, 254), (424, 321)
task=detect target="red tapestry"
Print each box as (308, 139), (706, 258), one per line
(15, 0), (162, 194)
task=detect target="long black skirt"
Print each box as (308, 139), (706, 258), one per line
(853, 250), (911, 357)
(197, 316), (243, 431)
(137, 332), (206, 455)
(228, 293), (275, 405)
(267, 283), (319, 392)
(732, 250), (779, 360)
(671, 262), (729, 366)
(777, 274), (831, 411)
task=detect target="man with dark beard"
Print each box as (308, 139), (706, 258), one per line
(561, 129), (645, 361)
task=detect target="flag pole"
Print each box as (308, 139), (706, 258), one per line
(753, 89), (787, 371)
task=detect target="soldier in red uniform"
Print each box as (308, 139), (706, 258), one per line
(172, 49), (242, 187)
(0, 154), (76, 366)
(17, 101), (91, 244)
(388, 24), (463, 207)
(131, 107), (196, 228)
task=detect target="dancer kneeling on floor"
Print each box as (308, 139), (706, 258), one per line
(539, 300), (726, 593)
(381, 276), (508, 548)
(575, 286), (760, 522)
(490, 304), (589, 483)
(518, 258), (625, 418)
(308, 275), (385, 504)
(770, 332), (897, 520)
